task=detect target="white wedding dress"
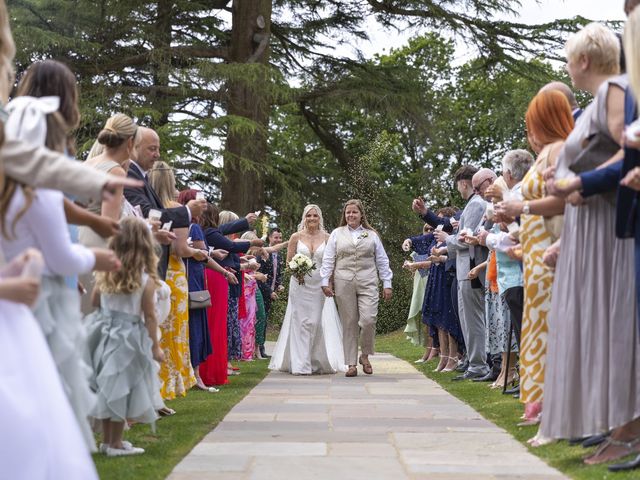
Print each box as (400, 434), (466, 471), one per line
(269, 241), (346, 374)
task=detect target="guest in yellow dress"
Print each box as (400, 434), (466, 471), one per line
(149, 162), (211, 399)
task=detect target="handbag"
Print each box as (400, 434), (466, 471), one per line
(186, 224), (212, 310)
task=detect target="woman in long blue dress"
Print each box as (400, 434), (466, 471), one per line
(420, 207), (463, 372)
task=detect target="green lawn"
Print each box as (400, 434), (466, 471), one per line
(376, 329), (638, 480)
(94, 359), (270, 480)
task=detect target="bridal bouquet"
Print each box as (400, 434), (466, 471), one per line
(288, 253), (316, 285)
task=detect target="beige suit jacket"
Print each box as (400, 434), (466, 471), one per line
(2, 138), (108, 202)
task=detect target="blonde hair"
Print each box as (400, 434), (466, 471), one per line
(97, 113), (137, 148)
(95, 217), (160, 294)
(297, 204), (325, 232)
(0, 0), (15, 106)
(148, 161), (176, 208)
(219, 210), (239, 226)
(625, 8), (640, 99)
(565, 22), (620, 76)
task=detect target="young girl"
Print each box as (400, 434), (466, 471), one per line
(239, 232), (268, 360)
(86, 217), (165, 456)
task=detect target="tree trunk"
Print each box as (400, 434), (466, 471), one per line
(220, 0), (272, 214)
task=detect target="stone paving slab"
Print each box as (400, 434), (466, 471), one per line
(167, 349), (567, 480)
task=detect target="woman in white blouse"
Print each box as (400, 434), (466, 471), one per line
(320, 199), (393, 377)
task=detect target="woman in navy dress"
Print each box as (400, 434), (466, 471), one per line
(420, 207), (463, 372)
(178, 190), (212, 389)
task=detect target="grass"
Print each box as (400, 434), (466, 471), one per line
(376, 329), (638, 480)
(94, 359), (270, 480)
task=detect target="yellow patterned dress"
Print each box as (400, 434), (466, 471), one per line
(519, 151), (557, 407)
(159, 251), (196, 400)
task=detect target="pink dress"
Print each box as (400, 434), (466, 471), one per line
(240, 276), (258, 360)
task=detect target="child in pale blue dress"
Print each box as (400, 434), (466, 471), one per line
(86, 217), (165, 456)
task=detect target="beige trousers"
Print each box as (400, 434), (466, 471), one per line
(334, 278), (379, 366)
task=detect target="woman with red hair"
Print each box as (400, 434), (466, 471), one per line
(497, 89), (573, 438)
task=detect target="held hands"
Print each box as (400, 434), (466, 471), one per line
(225, 269), (239, 285)
(467, 267), (481, 280)
(322, 286), (334, 297)
(553, 177), (582, 197)
(542, 240), (561, 269)
(209, 249), (229, 260)
(477, 229), (489, 246)
(464, 234), (480, 246)
(270, 291), (279, 300)
(192, 249), (208, 262)
(154, 229), (176, 245)
(382, 288), (393, 301)
(90, 215), (120, 239)
(253, 272), (268, 283)
(621, 166), (640, 192)
(91, 248), (121, 272)
(152, 344), (166, 363)
(434, 229), (449, 243)
(450, 218), (460, 230)
(495, 200), (523, 218)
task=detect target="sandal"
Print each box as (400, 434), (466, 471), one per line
(584, 436), (640, 465)
(345, 365), (357, 377)
(158, 407), (176, 416)
(359, 355), (373, 375)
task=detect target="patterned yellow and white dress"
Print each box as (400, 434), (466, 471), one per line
(159, 252), (196, 400)
(519, 149), (557, 406)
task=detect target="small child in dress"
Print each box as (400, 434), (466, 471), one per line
(86, 217), (166, 457)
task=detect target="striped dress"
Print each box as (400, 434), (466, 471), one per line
(519, 149), (556, 406)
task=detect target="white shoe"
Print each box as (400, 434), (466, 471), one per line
(414, 358), (426, 364)
(105, 445), (144, 457)
(99, 441), (133, 453)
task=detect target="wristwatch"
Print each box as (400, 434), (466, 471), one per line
(522, 201), (530, 215)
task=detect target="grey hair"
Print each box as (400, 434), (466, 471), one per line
(297, 204), (325, 232)
(502, 149), (534, 181)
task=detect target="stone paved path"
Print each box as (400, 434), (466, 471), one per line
(167, 352), (567, 480)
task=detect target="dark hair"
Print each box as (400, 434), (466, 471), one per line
(268, 227), (282, 237)
(437, 206), (457, 218)
(16, 59), (80, 154)
(453, 165), (478, 183)
(200, 202), (220, 229)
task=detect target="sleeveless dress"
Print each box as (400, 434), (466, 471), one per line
(269, 241), (346, 374)
(159, 250), (196, 400)
(541, 75), (640, 439)
(85, 273), (164, 426)
(78, 159), (137, 314)
(518, 147), (556, 407)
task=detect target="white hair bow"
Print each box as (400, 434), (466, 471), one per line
(4, 95), (61, 147)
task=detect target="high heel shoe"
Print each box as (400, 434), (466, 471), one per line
(425, 347), (440, 362)
(442, 357), (458, 372)
(434, 356), (449, 372)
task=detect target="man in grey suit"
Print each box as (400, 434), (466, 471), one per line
(435, 166), (495, 380)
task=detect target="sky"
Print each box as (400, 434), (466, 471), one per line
(359, 0), (626, 60)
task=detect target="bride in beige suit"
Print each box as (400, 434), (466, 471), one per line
(321, 199), (393, 377)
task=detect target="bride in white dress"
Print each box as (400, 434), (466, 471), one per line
(269, 205), (346, 375)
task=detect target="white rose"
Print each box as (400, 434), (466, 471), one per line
(305, 258), (313, 268)
(289, 260), (298, 270)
